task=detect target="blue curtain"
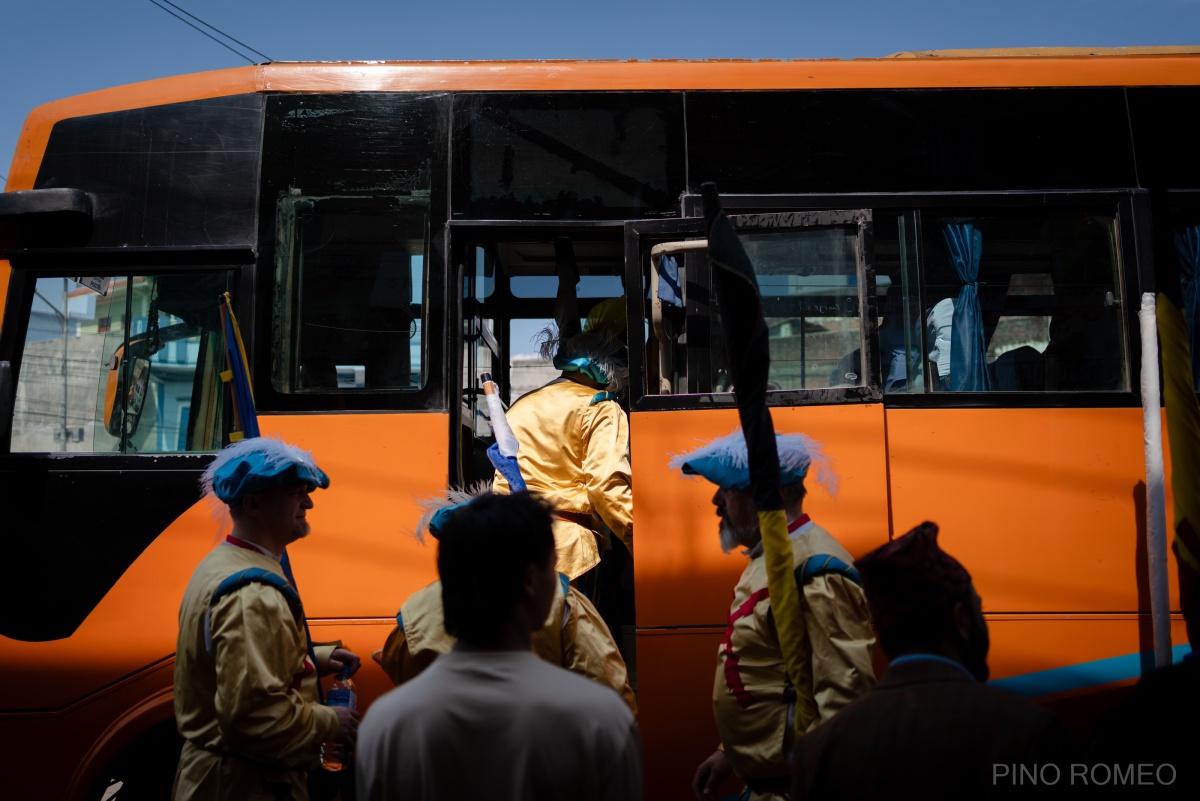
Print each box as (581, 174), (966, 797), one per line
(1173, 226), (1200, 391)
(943, 223), (991, 391)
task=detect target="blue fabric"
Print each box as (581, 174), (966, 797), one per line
(552, 355), (609, 385)
(396, 611), (404, 629)
(428, 501), (469, 538)
(1173, 226), (1200, 390)
(589, 391), (617, 406)
(942, 224), (991, 391)
(558, 573), (570, 597)
(487, 442), (526, 491)
(211, 567), (302, 612)
(657, 254), (684, 308)
(680, 435), (809, 490)
(794, 554), (862, 588)
(210, 451), (330, 505)
(222, 310), (260, 439)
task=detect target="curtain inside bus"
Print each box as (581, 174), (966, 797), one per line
(943, 222), (991, 392)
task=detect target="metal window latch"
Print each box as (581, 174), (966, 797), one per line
(1104, 291), (1120, 307)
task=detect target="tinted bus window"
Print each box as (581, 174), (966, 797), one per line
(11, 272), (229, 453)
(272, 194), (429, 393)
(452, 92), (685, 220)
(907, 209), (1126, 393)
(687, 89), (1136, 194)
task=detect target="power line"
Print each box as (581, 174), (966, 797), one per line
(147, 0), (272, 64)
(156, 0), (272, 62)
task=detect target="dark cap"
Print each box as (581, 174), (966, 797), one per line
(857, 522), (973, 634)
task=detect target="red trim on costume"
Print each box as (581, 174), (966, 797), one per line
(721, 587), (771, 708)
(720, 515), (810, 708)
(225, 534), (259, 551)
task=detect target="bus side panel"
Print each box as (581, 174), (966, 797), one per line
(885, 407), (1179, 615)
(631, 404), (890, 798)
(0, 413), (447, 801)
(885, 406), (1184, 727)
(986, 615), (1190, 739)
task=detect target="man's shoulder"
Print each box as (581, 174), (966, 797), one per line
(793, 523), (856, 565)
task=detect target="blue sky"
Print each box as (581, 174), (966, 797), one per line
(2, 0), (1198, 185)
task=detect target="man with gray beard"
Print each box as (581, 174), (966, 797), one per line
(674, 430), (876, 801)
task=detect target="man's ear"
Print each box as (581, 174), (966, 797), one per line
(520, 562), (540, 600)
(951, 599), (972, 642)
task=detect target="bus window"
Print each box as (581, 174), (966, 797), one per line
(11, 272), (229, 454)
(272, 193), (429, 394)
(912, 209), (1126, 392)
(712, 224), (867, 392)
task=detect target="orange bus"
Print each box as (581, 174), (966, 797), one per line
(1, 48), (1197, 800)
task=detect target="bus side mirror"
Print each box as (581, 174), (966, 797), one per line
(105, 346), (151, 438)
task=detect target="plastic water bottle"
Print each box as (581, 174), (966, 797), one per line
(320, 668), (357, 771)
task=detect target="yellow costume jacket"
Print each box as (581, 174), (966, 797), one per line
(376, 576), (638, 716)
(492, 379), (633, 579)
(173, 542), (339, 801)
(714, 517), (875, 797)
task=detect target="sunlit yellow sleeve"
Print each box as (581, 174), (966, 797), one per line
(802, 573), (876, 725)
(581, 400), (633, 554)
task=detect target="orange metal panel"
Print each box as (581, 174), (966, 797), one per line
(636, 628), (737, 801)
(988, 614), (1189, 684)
(630, 403), (890, 627)
(885, 407), (1181, 614)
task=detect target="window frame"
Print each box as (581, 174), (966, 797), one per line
(625, 208), (882, 412)
(0, 246), (251, 457)
(680, 191), (1145, 410)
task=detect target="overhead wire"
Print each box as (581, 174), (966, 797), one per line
(146, 0), (272, 64)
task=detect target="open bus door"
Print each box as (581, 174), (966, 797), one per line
(625, 208), (893, 798)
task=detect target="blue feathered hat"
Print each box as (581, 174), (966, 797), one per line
(200, 437), (330, 505)
(669, 429), (838, 495)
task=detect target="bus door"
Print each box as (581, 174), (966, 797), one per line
(625, 209), (892, 798)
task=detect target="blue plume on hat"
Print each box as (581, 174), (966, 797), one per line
(669, 428), (837, 496)
(200, 437), (330, 505)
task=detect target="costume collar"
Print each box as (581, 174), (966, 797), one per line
(888, 653), (976, 681)
(746, 514), (812, 559)
(225, 534), (281, 562)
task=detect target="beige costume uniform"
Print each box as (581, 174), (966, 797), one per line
(377, 576), (637, 715)
(715, 517), (875, 801)
(173, 542), (339, 801)
(492, 379), (632, 579)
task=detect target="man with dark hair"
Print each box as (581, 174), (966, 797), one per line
(356, 492), (642, 801)
(791, 522), (1068, 801)
(373, 488), (637, 715)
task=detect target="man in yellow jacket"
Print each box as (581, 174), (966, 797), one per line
(673, 430), (876, 801)
(493, 296), (633, 583)
(173, 438), (360, 800)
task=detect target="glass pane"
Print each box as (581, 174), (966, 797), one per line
(711, 226), (862, 391)
(917, 210), (1126, 392)
(12, 273), (227, 454)
(452, 92), (685, 220)
(875, 212), (924, 394)
(273, 194), (429, 393)
(510, 318), (559, 402)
